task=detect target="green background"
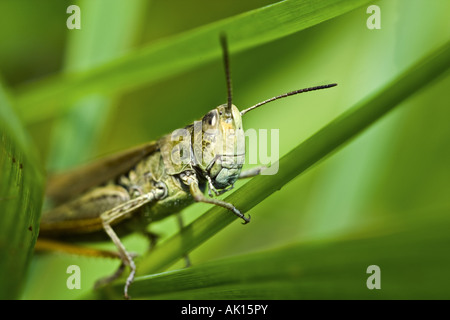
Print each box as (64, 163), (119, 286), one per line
(0, 0), (449, 299)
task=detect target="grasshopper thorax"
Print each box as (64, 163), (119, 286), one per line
(194, 103), (245, 189)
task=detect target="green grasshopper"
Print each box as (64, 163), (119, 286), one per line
(37, 35), (336, 299)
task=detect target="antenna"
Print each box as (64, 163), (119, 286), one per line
(240, 83), (338, 116)
(220, 34), (233, 111)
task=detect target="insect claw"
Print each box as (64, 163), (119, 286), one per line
(241, 214), (251, 225)
(231, 206), (250, 224)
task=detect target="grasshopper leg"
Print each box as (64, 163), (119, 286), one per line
(100, 187), (167, 299)
(238, 166), (266, 179)
(101, 222), (136, 299)
(205, 174), (234, 196)
(94, 261), (126, 290)
(182, 172), (250, 224)
(93, 251), (138, 290)
(35, 238), (120, 259)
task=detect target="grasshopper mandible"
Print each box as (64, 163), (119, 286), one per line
(37, 35), (337, 299)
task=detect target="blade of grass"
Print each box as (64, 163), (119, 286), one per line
(128, 40), (450, 278)
(96, 206), (450, 299)
(0, 79), (44, 299)
(47, 0), (147, 171)
(14, 0), (372, 124)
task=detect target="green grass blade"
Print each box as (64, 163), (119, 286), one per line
(98, 206), (450, 299)
(0, 80), (44, 299)
(47, 0), (147, 171)
(129, 40), (450, 277)
(14, 0), (372, 124)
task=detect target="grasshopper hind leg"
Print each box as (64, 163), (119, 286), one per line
(99, 184), (167, 299)
(93, 251), (138, 290)
(102, 222), (137, 299)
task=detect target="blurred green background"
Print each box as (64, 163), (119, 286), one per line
(0, 0), (449, 299)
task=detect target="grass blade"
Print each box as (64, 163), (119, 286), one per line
(99, 207), (450, 299)
(47, 0), (147, 171)
(0, 80), (44, 299)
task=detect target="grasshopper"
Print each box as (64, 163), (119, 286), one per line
(37, 35), (337, 299)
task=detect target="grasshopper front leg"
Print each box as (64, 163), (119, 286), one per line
(204, 166), (266, 197)
(180, 171), (250, 224)
(238, 166), (266, 179)
(99, 185), (167, 299)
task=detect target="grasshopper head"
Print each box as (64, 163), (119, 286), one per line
(196, 35), (337, 192)
(197, 103), (245, 189)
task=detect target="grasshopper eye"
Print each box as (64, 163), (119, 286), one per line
(203, 111), (217, 127)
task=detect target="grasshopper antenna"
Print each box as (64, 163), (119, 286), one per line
(240, 83), (338, 116)
(220, 34), (233, 112)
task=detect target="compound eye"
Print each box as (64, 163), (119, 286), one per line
(203, 111), (217, 127)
